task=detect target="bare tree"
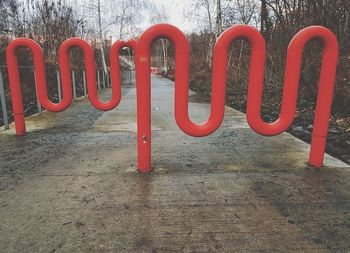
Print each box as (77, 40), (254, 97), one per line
(0, 0), (18, 34)
(1, 0), (84, 66)
(29, 0), (84, 64)
(81, 0), (149, 71)
(185, 0), (216, 65)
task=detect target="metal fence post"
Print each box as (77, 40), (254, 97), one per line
(33, 70), (42, 115)
(56, 69), (62, 102)
(0, 71), (9, 129)
(121, 69), (124, 85)
(106, 69), (110, 87)
(102, 69), (106, 89)
(83, 69), (87, 97)
(97, 70), (101, 90)
(72, 69), (76, 100)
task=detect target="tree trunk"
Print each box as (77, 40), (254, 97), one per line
(161, 39), (168, 74)
(204, 0), (214, 67)
(261, 0), (268, 36)
(97, 0), (107, 74)
(216, 0), (223, 38)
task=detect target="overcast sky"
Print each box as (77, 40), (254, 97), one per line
(146, 0), (194, 32)
(73, 0), (201, 40)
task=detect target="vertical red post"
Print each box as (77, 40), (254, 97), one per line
(135, 44), (152, 172)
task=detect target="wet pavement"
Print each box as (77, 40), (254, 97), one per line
(0, 75), (349, 252)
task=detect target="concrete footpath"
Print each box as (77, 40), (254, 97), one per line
(0, 75), (349, 252)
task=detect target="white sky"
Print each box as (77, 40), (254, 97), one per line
(73, 0), (197, 39)
(146, 0), (194, 33)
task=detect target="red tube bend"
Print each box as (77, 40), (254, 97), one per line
(215, 26), (338, 168)
(60, 37), (120, 111)
(246, 26), (338, 137)
(135, 24), (338, 171)
(244, 26), (338, 168)
(109, 39), (136, 107)
(7, 38), (72, 136)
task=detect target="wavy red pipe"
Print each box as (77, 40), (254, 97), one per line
(5, 24), (338, 172)
(6, 38), (135, 134)
(135, 24), (338, 172)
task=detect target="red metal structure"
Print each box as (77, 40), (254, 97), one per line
(135, 24), (338, 172)
(7, 38), (72, 135)
(7, 38), (135, 136)
(5, 24), (339, 172)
